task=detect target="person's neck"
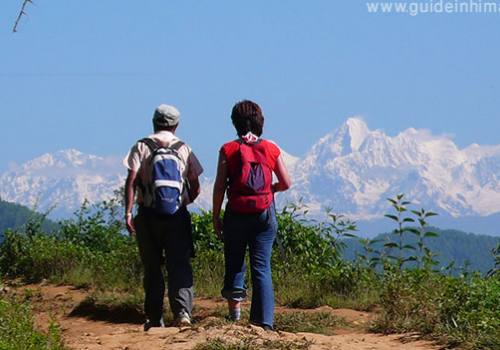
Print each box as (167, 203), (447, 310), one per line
(240, 131), (259, 143)
(155, 130), (175, 135)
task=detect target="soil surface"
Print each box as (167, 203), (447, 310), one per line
(5, 282), (442, 350)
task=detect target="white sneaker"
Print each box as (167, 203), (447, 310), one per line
(174, 311), (191, 326)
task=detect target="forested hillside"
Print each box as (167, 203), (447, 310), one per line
(343, 228), (499, 274)
(0, 199), (57, 239)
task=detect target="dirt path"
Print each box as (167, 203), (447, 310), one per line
(6, 283), (441, 350)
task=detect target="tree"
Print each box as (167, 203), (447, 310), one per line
(13, 0), (34, 33)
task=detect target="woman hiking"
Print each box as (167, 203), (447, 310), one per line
(212, 100), (292, 330)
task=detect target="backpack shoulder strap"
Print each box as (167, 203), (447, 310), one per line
(169, 140), (185, 152)
(138, 138), (160, 152)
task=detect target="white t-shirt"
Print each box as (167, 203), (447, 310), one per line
(123, 130), (204, 207)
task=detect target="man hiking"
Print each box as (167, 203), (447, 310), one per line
(123, 104), (203, 330)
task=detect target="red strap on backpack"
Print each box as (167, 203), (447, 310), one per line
(227, 140), (273, 213)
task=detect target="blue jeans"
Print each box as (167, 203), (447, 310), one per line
(221, 205), (277, 328)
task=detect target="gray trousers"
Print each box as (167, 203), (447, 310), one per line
(134, 206), (194, 322)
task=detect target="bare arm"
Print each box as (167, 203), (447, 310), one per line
(187, 176), (201, 203)
(272, 155), (292, 193)
(185, 148), (203, 204)
(125, 169), (137, 235)
(212, 152), (228, 239)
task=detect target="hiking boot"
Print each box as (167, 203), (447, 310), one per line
(250, 321), (274, 332)
(262, 324), (274, 331)
(143, 318), (165, 332)
(173, 311), (191, 326)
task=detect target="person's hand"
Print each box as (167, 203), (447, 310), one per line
(213, 216), (223, 241)
(125, 214), (136, 237)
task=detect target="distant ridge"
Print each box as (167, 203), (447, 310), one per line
(343, 228), (500, 275)
(0, 199), (58, 240)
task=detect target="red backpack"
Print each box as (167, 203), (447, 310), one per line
(227, 140), (274, 213)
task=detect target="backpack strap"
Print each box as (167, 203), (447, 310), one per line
(169, 140), (185, 152)
(169, 141), (187, 173)
(139, 138), (186, 171)
(139, 138), (185, 153)
(136, 138), (159, 206)
(138, 138), (160, 152)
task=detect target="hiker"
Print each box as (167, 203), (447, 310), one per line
(123, 104), (203, 330)
(212, 100), (292, 330)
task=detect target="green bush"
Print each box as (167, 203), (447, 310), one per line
(272, 261), (378, 309)
(0, 229), (141, 292)
(192, 250), (225, 297)
(374, 268), (500, 349)
(0, 296), (65, 350)
(1, 196), (498, 348)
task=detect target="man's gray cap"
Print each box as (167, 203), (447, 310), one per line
(153, 104), (180, 127)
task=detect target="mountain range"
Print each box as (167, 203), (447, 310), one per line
(0, 150), (125, 218)
(284, 118), (500, 218)
(1, 118), (499, 235)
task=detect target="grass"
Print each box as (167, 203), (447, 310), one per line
(1, 201), (499, 349)
(372, 269), (500, 350)
(273, 267), (379, 311)
(206, 304), (345, 335)
(69, 292), (146, 324)
(0, 295), (65, 350)
(193, 336), (312, 350)
(192, 251), (225, 297)
(274, 311), (346, 335)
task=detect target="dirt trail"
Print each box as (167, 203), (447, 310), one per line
(6, 283), (440, 350)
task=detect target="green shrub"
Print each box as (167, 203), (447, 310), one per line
(0, 296), (65, 350)
(273, 262), (379, 309)
(274, 311), (345, 334)
(374, 269), (500, 349)
(0, 231), (91, 282)
(1, 196), (498, 349)
(192, 250), (225, 297)
(0, 229), (141, 292)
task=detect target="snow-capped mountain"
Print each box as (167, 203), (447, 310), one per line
(282, 118), (500, 220)
(0, 149), (125, 218)
(1, 118), (499, 227)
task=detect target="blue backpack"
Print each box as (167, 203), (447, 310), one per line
(140, 138), (185, 215)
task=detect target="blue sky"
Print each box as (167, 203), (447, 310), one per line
(1, 0), (499, 175)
